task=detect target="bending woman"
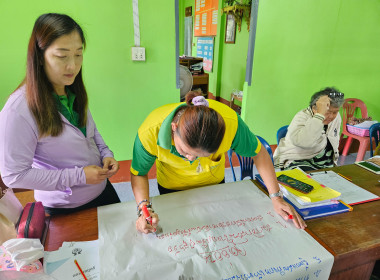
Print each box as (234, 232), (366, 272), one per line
(0, 13), (120, 215)
(131, 92), (306, 233)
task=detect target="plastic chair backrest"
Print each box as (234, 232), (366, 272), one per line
(257, 136), (274, 164)
(276, 125), (289, 145)
(227, 149), (254, 181)
(227, 149), (237, 182)
(369, 123), (380, 157)
(342, 98), (368, 133)
(227, 136), (273, 181)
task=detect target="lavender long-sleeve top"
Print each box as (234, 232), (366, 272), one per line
(0, 86), (114, 208)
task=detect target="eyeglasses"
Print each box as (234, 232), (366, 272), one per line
(328, 92), (344, 98)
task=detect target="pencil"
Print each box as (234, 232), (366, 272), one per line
(339, 200), (353, 211)
(74, 259), (88, 280)
(337, 172), (352, 182)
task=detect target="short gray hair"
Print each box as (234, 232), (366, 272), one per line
(309, 87), (345, 108)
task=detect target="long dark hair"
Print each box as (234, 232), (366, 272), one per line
(173, 92), (226, 154)
(23, 13), (87, 137)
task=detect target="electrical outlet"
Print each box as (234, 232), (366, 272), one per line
(131, 47), (146, 61)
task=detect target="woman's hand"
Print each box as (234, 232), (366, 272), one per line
(271, 197), (307, 229)
(102, 157), (119, 178)
(315, 95), (330, 116)
(83, 165), (108, 184)
(136, 211), (159, 234)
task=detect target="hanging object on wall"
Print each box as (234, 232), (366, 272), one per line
(225, 12), (236, 44)
(222, 1), (251, 32)
(131, 0), (146, 61)
(132, 0), (141, 46)
(185, 6), (192, 17)
(197, 37), (214, 72)
(194, 0), (218, 37)
(184, 17), (193, 56)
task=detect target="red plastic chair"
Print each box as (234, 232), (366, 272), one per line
(340, 98), (370, 162)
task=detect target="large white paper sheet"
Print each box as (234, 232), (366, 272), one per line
(99, 181), (334, 279)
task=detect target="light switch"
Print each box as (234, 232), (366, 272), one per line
(131, 47), (146, 61)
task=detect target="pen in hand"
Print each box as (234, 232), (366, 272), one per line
(142, 204), (156, 232)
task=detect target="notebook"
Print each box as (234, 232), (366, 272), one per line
(283, 197), (352, 220)
(255, 174), (352, 220)
(258, 168), (341, 203)
(355, 157), (380, 174)
(255, 174), (340, 207)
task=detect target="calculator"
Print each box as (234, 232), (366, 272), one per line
(277, 174), (314, 194)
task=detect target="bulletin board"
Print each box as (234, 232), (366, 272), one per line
(194, 0), (218, 36)
(197, 37), (214, 72)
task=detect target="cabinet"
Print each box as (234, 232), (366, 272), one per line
(179, 57), (209, 98)
(179, 57), (203, 69)
(192, 73), (209, 97)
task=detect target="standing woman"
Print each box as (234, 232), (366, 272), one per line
(0, 13), (120, 214)
(131, 92), (306, 234)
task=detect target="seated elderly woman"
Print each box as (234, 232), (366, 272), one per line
(274, 87), (345, 171)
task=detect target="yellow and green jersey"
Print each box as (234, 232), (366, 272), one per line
(131, 100), (261, 190)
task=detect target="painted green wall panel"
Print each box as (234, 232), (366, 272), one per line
(219, 18), (250, 101)
(244, 0), (380, 144)
(1, 0), (379, 162)
(0, 1), (178, 161)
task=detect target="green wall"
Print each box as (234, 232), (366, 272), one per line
(180, 0), (380, 144)
(1, 0), (379, 162)
(179, 1), (251, 102)
(0, 0), (178, 161)
(244, 0), (380, 144)
(218, 12), (250, 105)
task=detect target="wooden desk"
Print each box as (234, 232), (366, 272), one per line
(302, 165), (380, 280)
(230, 92), (243, 108)
(15, 165), (380, 279)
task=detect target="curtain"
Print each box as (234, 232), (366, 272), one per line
(184, 16), (193, 56)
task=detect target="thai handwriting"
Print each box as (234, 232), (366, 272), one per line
(157, 215), (264, 240)
(222, 257), (311, 279)
(200, 244), (247, 264)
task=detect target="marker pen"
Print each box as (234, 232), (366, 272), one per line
(142, 204), (156, 232)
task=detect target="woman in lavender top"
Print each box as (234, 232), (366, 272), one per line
(0, 13), (120, 215)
